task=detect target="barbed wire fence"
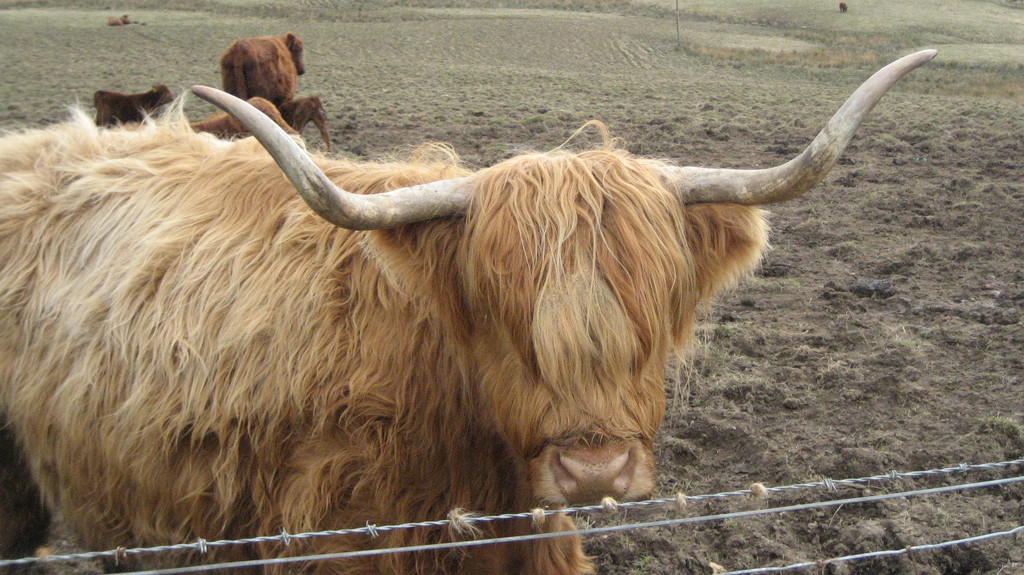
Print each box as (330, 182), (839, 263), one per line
(3, 457), (1021, 574)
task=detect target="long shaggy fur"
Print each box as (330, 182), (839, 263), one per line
(0, 111), (767, 574)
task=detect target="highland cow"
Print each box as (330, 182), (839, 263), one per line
(220, 33), (305, 106)
(0, 51), (936, 574)
(93, 84), (173, 126)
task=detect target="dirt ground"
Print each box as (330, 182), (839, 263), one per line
(1, 3), (1022, 575)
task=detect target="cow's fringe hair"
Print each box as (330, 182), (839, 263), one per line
(459, 144), (767, 453)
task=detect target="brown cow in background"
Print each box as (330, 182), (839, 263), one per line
(279, 96), (332, 152)
(839, 2), (848, 12)
(106, 14), (130, 26)
(93, 84), (173, 126)
(190, 96), (297, 138)
(220, 33), (305, 106)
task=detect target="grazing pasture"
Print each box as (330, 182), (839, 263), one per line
(0, 1), (1021, 574)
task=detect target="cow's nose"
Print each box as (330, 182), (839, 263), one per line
(550, 443), (638, 501)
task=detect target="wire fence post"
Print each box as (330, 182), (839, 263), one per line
(676, 0), (681, 50)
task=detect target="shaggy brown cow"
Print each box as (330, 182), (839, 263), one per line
(840, 2), (848, 12)
(93, 84), (173, 126)
(0, 51), (935, 574)
(220, 33), (305, 106)
(106, 14), (130, 26)
(279, 96), (333, 152)
(190, 96), (298, 138)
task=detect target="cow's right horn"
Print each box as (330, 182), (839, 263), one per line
(662, 49), (937, 205)
(191, 86), (470, 230)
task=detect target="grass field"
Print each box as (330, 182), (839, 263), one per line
(1, 1), (1023, 574)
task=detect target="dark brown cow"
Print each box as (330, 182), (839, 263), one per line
(220, 33), (305, 107)
(0, 51), (935, 574)
(93, 84), (173, 126)
(190, 96), (298, 138)
(279, 96), (333, 152)
(840, 2), (848, 12)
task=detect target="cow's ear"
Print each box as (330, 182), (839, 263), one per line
(284, 33), (301, 50)
(681, 203), (769, 307)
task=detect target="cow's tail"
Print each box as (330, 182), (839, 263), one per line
(224, 56), (249, 100)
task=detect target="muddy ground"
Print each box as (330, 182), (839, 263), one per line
(1, 3), (1022, 574)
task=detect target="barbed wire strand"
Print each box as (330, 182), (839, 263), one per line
(4, 454), (1019, 564)
(717, 524), (1024, 575)
(3, 457), (1020, 570)
(46, 474), (1024, 575)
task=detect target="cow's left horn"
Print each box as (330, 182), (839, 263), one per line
(190, 85), (469, 230)
(663, 49), (937, 205)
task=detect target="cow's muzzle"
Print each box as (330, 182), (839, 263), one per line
(529, 440), (654, 506)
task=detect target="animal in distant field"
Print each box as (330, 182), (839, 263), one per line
(279, 96), (332, 151)
(106, 14), (130, 26)
(190, 96), (297, 138)
(0, 51), (935, 574)
(839, 2), (848, 12)
(93, 84), (173, 126)
(220, 33), (305, 106)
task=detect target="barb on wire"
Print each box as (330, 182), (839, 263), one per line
(1, 458), (1020, 570)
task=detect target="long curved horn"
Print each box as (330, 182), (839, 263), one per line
(190, 85), (469, 230)
(663, 49), (937, 205)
